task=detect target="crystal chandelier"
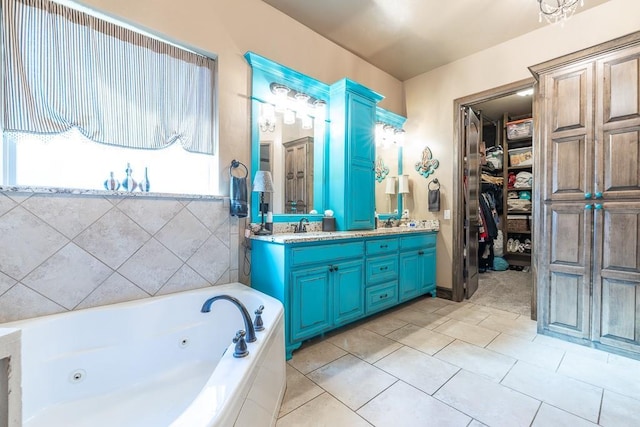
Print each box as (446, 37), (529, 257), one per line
(538, 0), (584, 24)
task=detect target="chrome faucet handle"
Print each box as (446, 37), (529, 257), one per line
(232, 330), (249, 358)
(254, 305), (265, 331)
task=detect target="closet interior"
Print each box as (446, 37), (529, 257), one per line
(467, 92), (533, 313)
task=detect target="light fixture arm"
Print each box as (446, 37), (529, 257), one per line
(537, 0), (583, 24)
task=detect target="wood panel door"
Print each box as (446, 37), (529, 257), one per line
(540, 62), (595, 202)
(596, 46), (640, 201)
(592, 202), (640, 352)
(464, 107), (481, 298)
(540, 202), (593, 339)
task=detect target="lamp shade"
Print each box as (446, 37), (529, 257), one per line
(253, 171), (274, 193)
(385, 176), (396, 195)
(398, 175), (410, 194)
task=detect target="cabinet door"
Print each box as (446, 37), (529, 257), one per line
(592, 202), (640, 353)
(539, 202), (593, 339)
(333, 259), (365, 325)
(418, 248), (437, 295)
(291, 266), (332, 342)
(345, 91), (376, 230)
(541, 62), (595, 202)
(595, 46), (640, 201)
(399, 251), (420, 302)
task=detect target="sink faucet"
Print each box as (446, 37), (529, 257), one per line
(201, 295), (256, 342)
(384, 217), (397, 228)
(293, 217), (309, 233)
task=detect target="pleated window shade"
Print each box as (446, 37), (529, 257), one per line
(2, 0), (217, 155)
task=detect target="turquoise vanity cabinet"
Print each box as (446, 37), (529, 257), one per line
(365, 237), (400, 313)
(251, 230), (437, 359)
(399, 234), (437, 301)
(329, 79), (384, 231)
(289, 241), (365, 342)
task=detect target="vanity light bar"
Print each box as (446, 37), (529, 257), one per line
(375, 121), (406, 147)
(268, 82), (326, 120)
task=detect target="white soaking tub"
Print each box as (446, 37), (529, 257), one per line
(3, 283), (285, 427)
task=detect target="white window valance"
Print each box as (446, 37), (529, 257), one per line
(2, 0), (217, 154)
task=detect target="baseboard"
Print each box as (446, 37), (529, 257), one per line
(436, 286), (453, 300)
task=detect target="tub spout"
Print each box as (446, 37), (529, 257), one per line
(201, 295), (257, 343)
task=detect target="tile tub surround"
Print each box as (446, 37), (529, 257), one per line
(278, 298), (640, 427)
(0, 190), (242, 322)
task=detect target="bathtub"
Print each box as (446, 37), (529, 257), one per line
(3, 283), (286, 427)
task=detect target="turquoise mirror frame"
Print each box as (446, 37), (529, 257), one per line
(375, 107), (407, 221)
(244, 52), (329, 223)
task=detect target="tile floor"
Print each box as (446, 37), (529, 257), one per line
(276, 296), (640, 426)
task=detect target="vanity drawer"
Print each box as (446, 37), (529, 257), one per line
(366, 255), (398, 285)
(400, 233), (436, 250)
(366, 238), (398, 255)
(366, 281), (398, 314)
(290, 241), (364, 267)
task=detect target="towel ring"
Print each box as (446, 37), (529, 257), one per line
(229, 159), (248, 178)
(428, 178), (440, 190)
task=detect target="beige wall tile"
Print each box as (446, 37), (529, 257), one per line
(22, 243), (112, 309)
(0, 207), (67, 279)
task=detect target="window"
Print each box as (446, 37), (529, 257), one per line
(1, 0), (218, 195)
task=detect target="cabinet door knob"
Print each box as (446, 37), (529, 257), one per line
(585, 204), (593, 210)
(585, 192), (592, 199)
(380, 266), (388, 271)
(595, 191), (603, 199)
(595, 203), (603, 210)
(333, 265), (339, 271)
(379, 293), (387, 299)
(418, 250), (425, 255)
(380, 244), (388, 249)
(328, 266), (335, 272)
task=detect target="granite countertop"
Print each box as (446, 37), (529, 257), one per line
(250, 226), (438, 244)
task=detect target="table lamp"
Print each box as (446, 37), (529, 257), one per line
(253, 170), (274, 235)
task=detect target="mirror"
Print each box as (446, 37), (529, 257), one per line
(258, 110), (318, 214)
(374, 107), (407, 218)
(374, 144), (399, 215)
(245, 52), (329, 222)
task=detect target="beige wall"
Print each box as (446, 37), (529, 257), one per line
(403, 0), (640, 289)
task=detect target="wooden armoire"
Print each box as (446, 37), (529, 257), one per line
(531, 31), (640, 358)
(283, 137), (313, 214)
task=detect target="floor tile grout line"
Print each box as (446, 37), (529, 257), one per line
(352, 378), (400, 414)
(302, 352), (352, 377)
(427, 369), (495, 426)
(497, 361), (604, 424)
(596, 387), (604, 425)
(527, 401), (544, 427)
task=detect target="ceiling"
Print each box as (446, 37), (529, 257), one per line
(262, 0), (610, 81)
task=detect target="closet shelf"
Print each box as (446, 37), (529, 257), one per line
(508, 165), (533, 171)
